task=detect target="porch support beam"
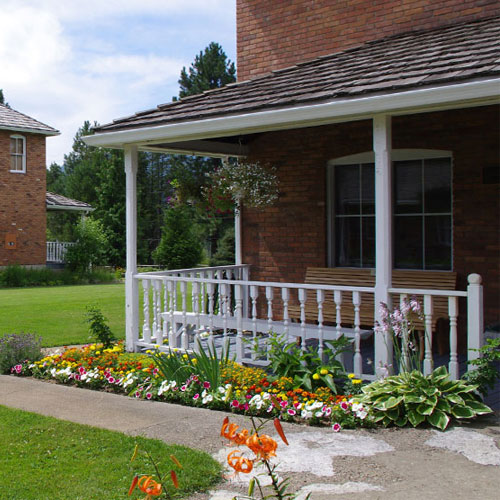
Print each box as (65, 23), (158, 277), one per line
(124, 145), (139, 352)
(373, 114), (393, 373)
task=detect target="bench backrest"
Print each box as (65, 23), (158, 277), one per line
(303, 267), (457, 328)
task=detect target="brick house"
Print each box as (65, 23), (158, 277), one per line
(85, 1), (500, 377)
(0, 104), (59, 267)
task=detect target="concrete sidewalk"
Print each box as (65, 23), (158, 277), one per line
(1, 375), (499, 499)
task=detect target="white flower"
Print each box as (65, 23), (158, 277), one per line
(301, 410), (313, 419)
(356, 410), (368, 420)
(202, 394), (213, 404)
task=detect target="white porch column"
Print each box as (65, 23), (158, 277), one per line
(124, 145), (139, 352)
(234, 201), (242, 265)
(373, 114), (393, 372)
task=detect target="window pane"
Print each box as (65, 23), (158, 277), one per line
(10, 155), (18, 171)
(10, 138), (16, 154)
(362, 216), (375, 267)
(394, 216), (423, 269)
(394, 160), (422, 214)
(335, 165), (360, 215)
(361, 163), (375, 214)
(424, 158), (451, 213)
(425, 215), (452, 270)
(335, 217), (360, 267)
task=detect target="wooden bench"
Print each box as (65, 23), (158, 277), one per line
(288, 267), (457, 331)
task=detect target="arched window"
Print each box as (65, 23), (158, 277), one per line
(10, 135), (26, 173)
(327, 149), (453, 270)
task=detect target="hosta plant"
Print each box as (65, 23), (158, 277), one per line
(360, 366), (492, 431)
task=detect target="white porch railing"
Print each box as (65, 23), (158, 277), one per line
(132, 265), (483, 381)
(46, 241), (75, 263)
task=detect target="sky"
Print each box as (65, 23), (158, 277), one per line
(0, 0), (236, 166)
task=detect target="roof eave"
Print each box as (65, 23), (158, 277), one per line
(46, 204), (94, 212)
(82, 79), (500, 150)
(0, 125), (60, 136)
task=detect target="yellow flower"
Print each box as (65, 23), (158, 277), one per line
(348, 373), (355, 379)
(352, 379), (362, 384)
(191, 358), (198, 365)
(312, 373), (320, 380)
(320, 368), (328, 375)
(182, 354), (189, 360)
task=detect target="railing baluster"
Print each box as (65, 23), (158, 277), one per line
(266, 286), (274, 333)
(423, 295), (434, 375)
(193, 281), (201, 351)
(317, 289), (325, 361)
(282, 288), (290, 341)
(151, 280), (160, 343)
(167, 280), (176, 347)
(221, 283), (229, 342)
(299, 288), (307, 351)
(216, 270), (223, 316)
(180, 280), (188, 351)
(162, 280), (168, 344)
(250, 285), (258, 361)
(235, 284), (244, 362)
(399, 293), (409, 373)
(207, 281), (215, 350)
(353, 291), (362, 377)
(334, 290), (344, 365)
(448, 296), (459, 380)
(142, 280), (151, 343)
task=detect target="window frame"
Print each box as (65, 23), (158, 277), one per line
(9, 134), (26, 174)
(327, 149), (453, 270)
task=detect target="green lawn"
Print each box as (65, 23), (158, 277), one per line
(0, 405), (221, 500)
(0, 284), (125, 347)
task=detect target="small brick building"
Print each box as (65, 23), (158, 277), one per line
(0, 104), (59, 267)
(86, 1), (500, 356)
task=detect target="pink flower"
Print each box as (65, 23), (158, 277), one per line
(146, 393), (152, 400)
(231, 400), (240, 408)
(203, 381), (211, 389)
(280, 401), (288, 408)
(108, 377), (115, 384)
(332, 423), (341, 432)
(340, 401), (349, 411)
(293, 402), (301, 409)
(14, 364), (22, 374)
(323, 406), (332, 417)
(78, 366), (86, 375)
(193, 393), (200, 400)
(239, 403), (249, 411)
(287, 409), (296, 416)
(152, 368), (159, 375)
(74, 374), (81, 381)
(135, 391), (141, 398)
(180, 385), (187, 392)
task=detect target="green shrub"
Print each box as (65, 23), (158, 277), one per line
(85, 306), (116, 348)
(152, 205), (202, 269)
(0, 333), (43, 374)
(0, 265), (116, 288)
(65, 218), (109, 273)
(256, 334), (350, 394)
(463, 337), (500, 397)
(360, 366), (492, 430)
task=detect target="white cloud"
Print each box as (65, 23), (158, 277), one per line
(0, 1), (236, 166)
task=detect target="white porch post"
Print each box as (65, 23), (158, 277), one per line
(124, 145), (139, 352)
(373, 114), (393, 373)
(234, 202), (242, 265)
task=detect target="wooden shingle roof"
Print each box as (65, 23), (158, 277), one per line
(0, 104), (58, 135)
(46, 192), (93, 212)
(95, 16), (500, 134)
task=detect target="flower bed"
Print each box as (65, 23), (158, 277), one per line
(11, 342), (370, 430)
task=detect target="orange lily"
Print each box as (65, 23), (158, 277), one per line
(227, 450), (254, 474)
(246, 433), (277, 460)
(273, 418), (289, 446)
(136, 476), (162, 499)
(221, 421), (242, 442)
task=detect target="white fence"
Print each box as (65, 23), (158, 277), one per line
(132, 265), (483, 381)
(46, 241), (75, 263)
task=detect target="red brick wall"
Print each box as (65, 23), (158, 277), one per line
(0, 130), (47, 266)
(237, 0), (500, 81)
(241, 105), (500, 327)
